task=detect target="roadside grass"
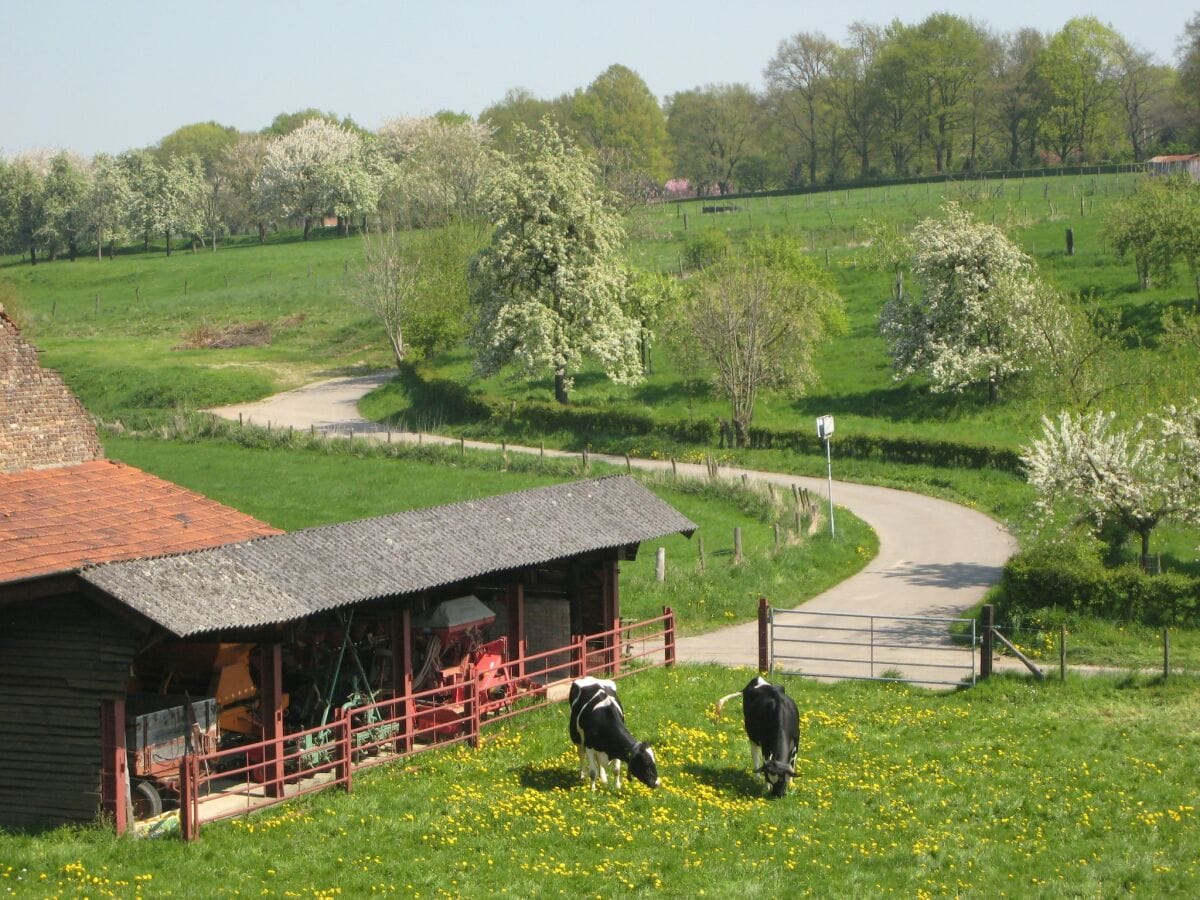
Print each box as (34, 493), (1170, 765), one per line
(3, 666), (1198, 897)
(102, 432), (875, 635)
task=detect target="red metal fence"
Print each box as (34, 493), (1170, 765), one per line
(174, 608), (675, 840)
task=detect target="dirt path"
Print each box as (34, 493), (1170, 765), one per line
(209, 373), (1019, 682)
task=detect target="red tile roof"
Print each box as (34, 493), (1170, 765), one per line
(0, 459), (282, 584)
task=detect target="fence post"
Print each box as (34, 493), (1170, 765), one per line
(179, 755), (196, 841)
(758, 597), (770, 674)
(1060, 625), (1067, 682)
(664, 607), (676, 666)
(1163, 628), (1170, 679)
(340, 708), (354, 793)
(734, 527), (743, 563)
(655, 547), (666, 582)
(574, 634), (588, 679)
(980, 605), (994, 679)
(467, 680), (481, 749)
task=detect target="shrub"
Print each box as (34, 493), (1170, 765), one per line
(997, 542), (1200, 626)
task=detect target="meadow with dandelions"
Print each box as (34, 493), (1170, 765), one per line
(3, 666), (1198, 898)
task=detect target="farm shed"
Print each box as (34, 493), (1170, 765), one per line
(1146, 153), (1200, 179)
(1, 473), (695, 831)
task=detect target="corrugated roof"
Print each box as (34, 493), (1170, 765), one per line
(0, 460), (282, 583)
(81, 475), (696, 638)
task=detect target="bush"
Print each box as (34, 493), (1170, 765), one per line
(682, 230), (730, 271)
(997, 542), (1200, 626)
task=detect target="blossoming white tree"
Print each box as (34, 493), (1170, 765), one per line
(880, 202), (1068, 402)
(468, 120), (642, 404)
(258, 119), (378, 239)
(1022, 405), (1200, 567)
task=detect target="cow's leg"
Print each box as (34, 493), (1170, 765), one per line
(577, 743), (588, 781)
(749, 742), (768, 792)
(596, 751), (609, 785)
(612, 758), (622, 790)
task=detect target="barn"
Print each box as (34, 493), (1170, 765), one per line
(0, 305), (696, 833)
(1145, 153), (1200, 179)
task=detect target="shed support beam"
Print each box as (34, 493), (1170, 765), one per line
(100, 698), (128, 835)
(259, 642), (285, 798)
(507, 582), (526, 679)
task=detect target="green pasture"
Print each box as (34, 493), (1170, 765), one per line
(2, 667), (1198, 897)
(101, 433), (876, 635)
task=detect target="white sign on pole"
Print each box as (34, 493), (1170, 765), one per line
(816, 415), (834, 440)
(816, 415), (836, 538)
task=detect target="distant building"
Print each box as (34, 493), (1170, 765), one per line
(1145, 154), (1200, 179)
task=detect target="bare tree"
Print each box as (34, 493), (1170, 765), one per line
(356, 228), (421, 367)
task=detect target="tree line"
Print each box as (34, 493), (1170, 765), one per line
(3, 12), (1199, 263)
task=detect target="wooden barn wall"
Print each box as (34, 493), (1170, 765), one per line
(0, 593), (141, 829)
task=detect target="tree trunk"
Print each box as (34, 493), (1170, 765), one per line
(554, 371), (570, 405)
(733, 417), (750, 448)
(988, 371), (999, 404)
(68, 240), (77, 262)
(28, 245), (36, 266)
(257, 223), (266, 244)
(1140, 529), (1151, 571)
(97, 228), (104, 261)
(165, 230), (172, 257)
(303, 217), (311, 240)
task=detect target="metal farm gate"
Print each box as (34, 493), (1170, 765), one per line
(764, 604), (977, 689)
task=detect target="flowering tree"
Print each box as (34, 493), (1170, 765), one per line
(1023, 406), (1200, 567)
(84, 154), (130, 260)
(375, 116), (494, 227)
(468, 120), (642, 404)
(679, 234), (845, 446)
(880, 202), (1067, 402)
(258, 119), (378, 238)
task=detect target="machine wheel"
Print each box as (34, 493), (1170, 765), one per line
(131, 779), (163, 819)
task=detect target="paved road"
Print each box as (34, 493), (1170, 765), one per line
(209, 372), (1019, 685)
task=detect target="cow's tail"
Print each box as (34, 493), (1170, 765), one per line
(714, 692), (741, 717)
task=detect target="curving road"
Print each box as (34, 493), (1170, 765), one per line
(210, 373), (1018, 683)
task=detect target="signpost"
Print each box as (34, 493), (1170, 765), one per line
(816, 415), (835, 538)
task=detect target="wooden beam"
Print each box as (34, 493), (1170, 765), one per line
(259, 643), (286, 797)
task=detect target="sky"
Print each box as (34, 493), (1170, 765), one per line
(1, 0), (1192, 158)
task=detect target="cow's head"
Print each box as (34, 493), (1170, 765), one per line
(756, 759), (795, 798)
(628, 742), (659, 788)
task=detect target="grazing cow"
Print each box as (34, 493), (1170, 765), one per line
(568, 677), (659, 791)
(716, 676), (799, 798)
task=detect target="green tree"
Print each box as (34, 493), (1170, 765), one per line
(1104, 177), (1176, 290)
(677, 234), (845, 446)
(764, 31), (838, 185)
(1036, 17), (1123, 162)
(1177, 14), (1200, 145)
(479, 89), (564, 154)
(666, 84), (762, 195)
(0, 155), (46, 264)
(569, 64), (671, 197)
(992, 28), (1047, 167)
(84, 154), (131, 260)
(468, 120), (642, 404)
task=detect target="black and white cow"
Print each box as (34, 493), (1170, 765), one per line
(568, 676), (659, 791)
(716, 675), (799, 798)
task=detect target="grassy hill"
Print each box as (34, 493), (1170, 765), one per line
(3, 172), (1198, 569)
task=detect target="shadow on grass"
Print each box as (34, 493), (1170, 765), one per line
(681, 762), (762, 797)
(517, 764), (579, 792)
(795, 381), (989, 423)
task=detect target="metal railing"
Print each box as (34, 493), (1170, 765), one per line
(766, 605), (976, 689)
(174, 609), (675, 840)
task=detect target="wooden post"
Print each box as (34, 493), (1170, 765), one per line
(505, 583), (526, 679)
(459, 436), (465, 456)
(338, 708), (353, 793)
(99, 698), (128, 835)
(757, 597), (770, 674)
(179, 755), (196, 841)
(393, 607), (413, 753)
(697, 536), (706, 571)
(625, 454), (631, 473)
(655, 547), (666, 582)
(1164, 628), (1170, 679)
(980, 605), (994, 679)
(671, 458), (677, 478)
(1060, 624), (1067, 682)
(773, 523), (780, 549)
(733, 527), (743, 563)
(260, 642), (285, 798)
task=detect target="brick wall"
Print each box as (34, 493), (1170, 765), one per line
(1, 306), (104, 473)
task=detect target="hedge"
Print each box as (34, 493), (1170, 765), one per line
(997, 544), (1200, 627)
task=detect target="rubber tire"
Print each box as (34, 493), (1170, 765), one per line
(131, 779), (163, 819)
